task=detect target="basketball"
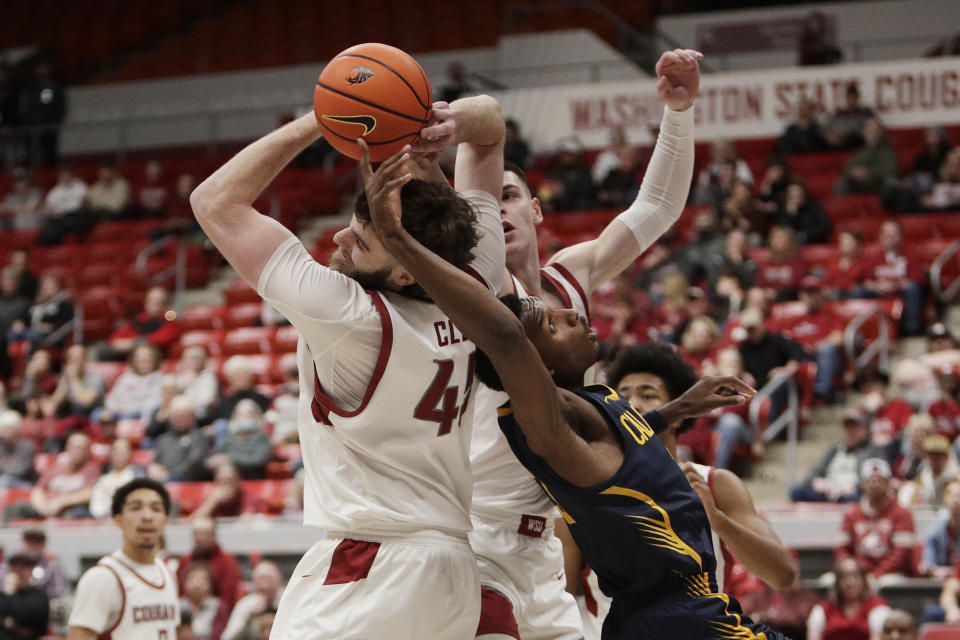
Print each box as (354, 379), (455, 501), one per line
(313, 43), (433, 162)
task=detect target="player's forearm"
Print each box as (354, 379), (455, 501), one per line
(709, 512), (798, 589)
(941, 579), (960, 611)
(192, 114), (322, 215)
(450, 95), (504, 147)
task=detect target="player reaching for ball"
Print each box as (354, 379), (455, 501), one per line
(67, 479), (179, 640)
(191, 73), (505, 638)
(468, 48), (704, 640)
(357, 136), (791, 640)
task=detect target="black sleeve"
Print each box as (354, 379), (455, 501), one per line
(642, 410), (669, 436)
(776, 334), (810, 363)
(3, 587), (50, 631)
(803, 200), (833, 245)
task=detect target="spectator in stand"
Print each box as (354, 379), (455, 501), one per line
(3, 431), (99, 521)
(0, 410), (34, 488)
(192, 461), (255, 520)
(913, 127), (953, 188)
(648, 272), (692, 343)
(102, 286), (180, 360)
(855, 220), (925, 336)
(755, 226), (809, 301)
(929, 369), (960, 444)
(784, 276), (845, 404)
(211, 399), (273, 480)
(214, 356), (271, 424)
(542, 136), (596, 212)
(856, 366), (915, 457)
(677, 207), (726, 284)
(177, 516), (242, 609)
(897, 434), (958, 508)
(253, 609), (276, 640)
(919, 478), (960, 578)
(46, 344), (104, 418)
(0, 552), (50, 640)
(176, 346), (219, 422)
(721, 179), (768, 244)
(145, 375), (184, 440)
(797, 10), (843, 66)
(18, 349), (59, 439)
(779, 95), (829, 154)
(807, 557), (890, 640)
(920, 523), (960, 623)
(136, 159), (169, 217)
(774, 182), (832, 245)
(896, 414), (937, 480)
(921, 148), (960, 211)
(0, 168), (43, 230)
(221, 560), (285, 640)
(21, 272), (73, 349)
(826, 84), (877, 150)
(592, 126), (640, 208)
(790, 409), (886, 502)
(735, 554), (819, 640)
(5, 248), (38, 300)
(835, 118), (899, 195)
(0, 267), (30, 335)
(152, 173), (201, 240)
(891, 324), (960, 412)
(148, 395), (211, 482)
(881, 610), (917, 640)
(35, 167), (88, 245)
(823, 228), (867, 298)
(84, 163), (131, 220)
(679, 315), (722, 372)
(835, 458), (916, 581)
(757, 157), (794, 212)
(1, 529), (69, 603)
(88, 438), (146, 518)
(698, 347), (762, 470)
(738, 306), (806, 420)
(180, 564), (230, 640)
(104, 343), (165, 418)
(503, 119), (530, 170)
(695, 139), (754, 204)
(437, 61), (472, 103)
(265, 360), (299, 446)
(706, 229), (756, 295)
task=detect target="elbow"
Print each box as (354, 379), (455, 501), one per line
(771, 557), (800, 590)
(189, 181), (217, 222)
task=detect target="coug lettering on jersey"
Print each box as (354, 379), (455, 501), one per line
(434, 319), (465, 347)
(133, 604), (177, 623)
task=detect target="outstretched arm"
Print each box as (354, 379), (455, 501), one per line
(191, 114), (321, 286)
(547, 49), (701, 294)
(683, 465), (798, 589)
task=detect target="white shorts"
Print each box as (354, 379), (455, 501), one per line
(469, 511), (583, 640)
(271, 530), (480, 640)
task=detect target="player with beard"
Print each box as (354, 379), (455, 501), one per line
(191, 94), (505, 639)
(469, 49), (702, 640)
(67, 478), (178, 640)
(358, 139), (790, 640)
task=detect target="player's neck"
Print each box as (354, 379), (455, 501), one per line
(508, 255), (543, 297)
(121, 542), (158, 565)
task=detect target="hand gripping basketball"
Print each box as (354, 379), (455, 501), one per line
(358, 139), (412, 241)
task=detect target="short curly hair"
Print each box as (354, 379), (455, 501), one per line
(604, 343), (699, 432)
(111, 478), (171, 516)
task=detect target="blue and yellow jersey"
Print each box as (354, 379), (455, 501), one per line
(497, 384), (717, 602)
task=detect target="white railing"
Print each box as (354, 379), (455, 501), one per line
(135, 236), (186, 303)
(843, 305), (891, 372)
(749, 372), (799, 487)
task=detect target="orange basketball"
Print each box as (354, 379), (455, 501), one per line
(313, 43), (433, 162)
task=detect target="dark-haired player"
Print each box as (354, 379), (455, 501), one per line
(470, 48), (703, 640)
(67, 478), (178, 640)
(192, 94), (505, 639)
(569, 343), (797, 638)
(358, 139), (791, 640)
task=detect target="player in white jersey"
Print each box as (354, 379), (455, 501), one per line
(68, 478), (179, 640)
(470, 49), (703, 640)
(569, 343), (798, 639)
(191, 94), (505, 639)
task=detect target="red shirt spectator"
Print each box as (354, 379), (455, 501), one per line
(32, 432), (101, 518)
(781, 306), (844, 348)
(836, 459), (916, 577)
(107, 286), (181, 358)
(823, 229), (868, 295)
(808, 556), (891, 640)
(929, 397), (960, 443)
(177, 516), (243, 608)
(755, 226), (808, 300)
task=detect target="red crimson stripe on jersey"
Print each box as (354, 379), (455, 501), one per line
(322, 539), (381, 585)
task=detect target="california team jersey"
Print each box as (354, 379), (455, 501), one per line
(73, 551), (179, 640)
(297, 289), (478, 536)
(498, 385), (717, 600)
(471, 265), (594, 518)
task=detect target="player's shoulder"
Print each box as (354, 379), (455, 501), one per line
(78, 559), (124, 591)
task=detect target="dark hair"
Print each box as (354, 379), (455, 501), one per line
(474, 294), (525, 391)
(504, 160), (530, 193)
(111, 478), (171, 516)
(354, 179), (479, 299)
(604, 343), (699, 432)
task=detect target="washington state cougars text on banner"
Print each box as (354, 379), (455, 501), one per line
(493, 56), (960, 150)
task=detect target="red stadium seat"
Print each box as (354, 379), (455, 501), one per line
(919, 624), (960, 640)
(221, 327), (274, 356)
(223, 302), (262, 329)
(178, 305), (226, 332)
(272, 325), (300, 353)
(224, 278), (261, 306)
(116, 418), (147, 447)
(170, 330), (225, 359)
(86, 361), (127, 389)
(798, 244), (838, 267)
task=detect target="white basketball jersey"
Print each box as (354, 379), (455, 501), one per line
(471, 266), (594, 518)
(297, 290), (478, 536)
(97, 551), (179, 640)
(690, 462), (726, 591)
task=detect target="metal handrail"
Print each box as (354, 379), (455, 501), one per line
(749, 372), (799, 487)
(135, 236), (186, 305)
(843, 305), (890, 372)
(930, 239), (960, 303)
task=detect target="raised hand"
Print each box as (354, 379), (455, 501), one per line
(658, 375), (756, 426)
(357, 139), (412, 240)
(411, 101), (456, 160)
(655, 49), (704, 112)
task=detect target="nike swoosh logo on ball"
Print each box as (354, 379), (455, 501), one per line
(320, 114), (377, 136)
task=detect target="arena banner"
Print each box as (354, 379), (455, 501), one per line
(494, 56), (960, 151)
